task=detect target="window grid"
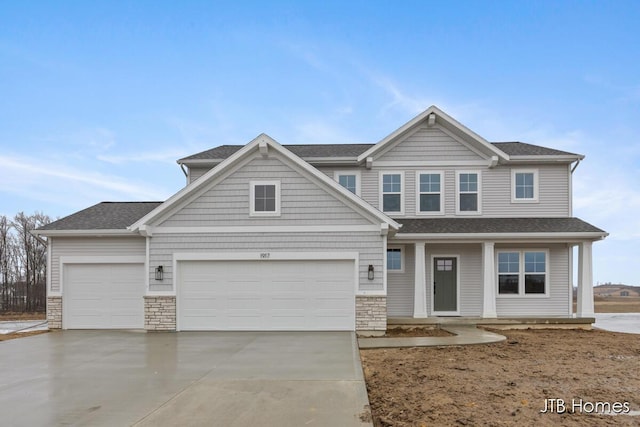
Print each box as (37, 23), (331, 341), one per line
(418, 173), (441, 213)
(338, 174), (357, 194)
(387, 248), (402, 271)
(515, 172), (535, 199)
(382, 173), (402, 213)
(458, 173), (479, 212)
(498, 251), (547, 296)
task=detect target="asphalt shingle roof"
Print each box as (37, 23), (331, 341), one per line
(492, 142), (579, 157)
(396, 217), (605, 234)
(39, 202), (162, 230)
(180, 141), (580, 162)
(180, 144), (375, 161)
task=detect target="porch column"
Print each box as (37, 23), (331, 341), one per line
(482, 241), (497, 318)
(577, 241), (595, 317)
(413, 242), (428, 317)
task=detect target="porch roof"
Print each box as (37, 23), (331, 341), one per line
(396, 217), (606, 238)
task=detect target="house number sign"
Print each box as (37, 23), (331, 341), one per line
(260, 253), (271, 259)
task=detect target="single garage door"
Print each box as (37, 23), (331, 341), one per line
(64, 263), (144, 329)
(178, 259), (355, 331)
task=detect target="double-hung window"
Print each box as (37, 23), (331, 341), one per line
(456, 171), (481, 214)
(334, 171), (360, 195)
(387, 247), (403, 272)
(498, 250), (548, 296)
(380, 172), (404, 214)
(512, 169), (538, 202)
(416, 171), (444, 215)
(250, 180), (280, 217)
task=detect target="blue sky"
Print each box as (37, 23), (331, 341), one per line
(1, 1), (638, 286)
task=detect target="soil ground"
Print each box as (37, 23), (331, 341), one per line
(385, 327), (453, 337)
(361, 329), (640, 426)
(0, 312), (46, 321)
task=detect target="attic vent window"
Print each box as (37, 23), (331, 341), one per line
(250, 181), (281, 217)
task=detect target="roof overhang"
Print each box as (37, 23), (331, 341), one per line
(393, 231), (608, 243)
(32, 229), (139, 237)
(131, 133), (400, 232)
(357, 105), (510, 163)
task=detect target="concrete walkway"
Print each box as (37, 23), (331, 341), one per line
(358, 326), (506, 349)
(595, 313), (640, 334)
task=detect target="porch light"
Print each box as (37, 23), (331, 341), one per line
(155, 265), (164, 281)
(368, 264), (374, 280)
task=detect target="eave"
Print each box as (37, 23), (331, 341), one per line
(32, 229), (139, 237)
(392, 231), (608, 242)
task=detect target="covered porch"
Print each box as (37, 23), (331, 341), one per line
(386, 217), (608, 323)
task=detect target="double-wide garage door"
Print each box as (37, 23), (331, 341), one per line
(64, 263), (144, 329)
(178, 259), (355, 331)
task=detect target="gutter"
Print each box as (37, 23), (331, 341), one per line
(571, 159), (581, 173)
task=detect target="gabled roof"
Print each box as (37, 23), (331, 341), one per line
(395, 217), (607, 240)
(357, 105), (509, 162)
(131, 134), (400, 232)
(35, 202), (162, 235)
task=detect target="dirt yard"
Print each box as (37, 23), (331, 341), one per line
(361, 329), (640, 426)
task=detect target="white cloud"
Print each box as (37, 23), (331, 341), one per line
(0, 155), (170, 211)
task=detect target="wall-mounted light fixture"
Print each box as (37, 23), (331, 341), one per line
(368, 264), (374, 280)
(155, 265), (164, 281)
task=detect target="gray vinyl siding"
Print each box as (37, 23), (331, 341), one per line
(360, 165), (570, 218)
(387, 244), (415, 316)
(148, 231), (384, 293)
(424, 243), (483, 316)
(375, 126), (484, 162)
(49, 236), (145, 293)
(188, 167), (211, 183)
(160, 153), (371, 227)
(482, 165), (570, 217)
(496, 244), (570, 316)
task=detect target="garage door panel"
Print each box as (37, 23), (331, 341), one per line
(179, 259), (355, 331)
(64, 263), (144, 329)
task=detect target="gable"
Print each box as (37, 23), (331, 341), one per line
(374, 125), (486, 162)
(157, 150), (376, 228)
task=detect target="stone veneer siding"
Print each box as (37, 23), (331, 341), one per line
(144, 296), (176, 331)
(356, 296), (387, 331)
(47, 296), (62, 329)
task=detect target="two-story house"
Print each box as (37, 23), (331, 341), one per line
(35, 106), (607, 333)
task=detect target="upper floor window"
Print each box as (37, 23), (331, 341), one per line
(249, 180), (280, 217)
(512, 169), (539, 202)
(334, 171), (361, 196)
(380, 172), (404, 214)
(456, 171), (481, 214)
(416, 171), (444, 215)
(498, 250), (547, 296)
(387, 247), (403, 272)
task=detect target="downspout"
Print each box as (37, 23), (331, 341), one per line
(178, 162), (188, 186)
(571, 159), (581, 173)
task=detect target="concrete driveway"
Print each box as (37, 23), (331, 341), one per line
(0, 331), (372, 426)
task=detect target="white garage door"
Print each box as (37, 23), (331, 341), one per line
(64, 263), (144, 329)
(178, 259), (355, 331)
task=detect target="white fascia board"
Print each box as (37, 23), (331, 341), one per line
(130, 134), (273, 231)
(357, 105), (510, 163)
(374, 160), (489, 167)
(153, 225), (382, 234)
(131, 133), (400, 232)
(304, 157), (360, 165)
(507, 155), (584, 162)
(33, 229), (138, 237)
(392, 232), (608, 242)
(260, 139), (401, 231)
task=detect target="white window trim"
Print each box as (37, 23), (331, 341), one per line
(511, 169), (539, 203)
(455, 170), (482, 215)
(415, 170), (445, 215)
(249, 180), (281, 217)
(379, 171), (405, 215)
(334, 170), (361, 196)
(496, 249), (550, 298)
(387, 246), (404, 273)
